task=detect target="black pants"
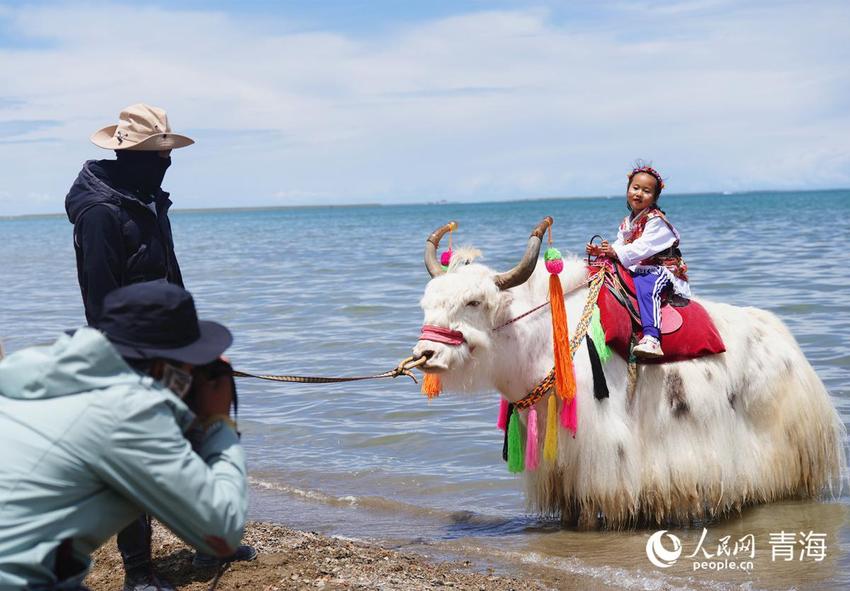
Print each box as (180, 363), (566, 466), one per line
(117, 514), (152, 571)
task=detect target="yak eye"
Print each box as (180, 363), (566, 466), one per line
(466, 300), (481, 307)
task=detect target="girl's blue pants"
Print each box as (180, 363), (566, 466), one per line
(633, 269), (671, 340)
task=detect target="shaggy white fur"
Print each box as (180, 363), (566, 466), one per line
(414, 253), (846, 528)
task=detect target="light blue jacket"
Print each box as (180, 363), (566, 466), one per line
(0, 328), (247, 590)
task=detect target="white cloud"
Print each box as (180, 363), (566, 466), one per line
(0, 1), (848, 215)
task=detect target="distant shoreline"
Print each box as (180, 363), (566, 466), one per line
(2, 187), (848, 221)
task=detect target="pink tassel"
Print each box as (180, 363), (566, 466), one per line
(560, 396), (577, 437)
(525, 408), (539, 471)
(497, 398), (510, 430)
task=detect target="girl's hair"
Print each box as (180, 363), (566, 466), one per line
(627, 160), (665, 199)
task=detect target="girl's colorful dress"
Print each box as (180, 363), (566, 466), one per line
(611, 207), (690, 343)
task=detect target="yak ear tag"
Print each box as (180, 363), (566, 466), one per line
(440, 226), (453, 271)
(545, 227), (577, 420)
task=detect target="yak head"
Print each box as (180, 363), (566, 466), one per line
(413, 218), (552, 393)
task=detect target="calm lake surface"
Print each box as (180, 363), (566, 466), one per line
(2, 189), (848, 590)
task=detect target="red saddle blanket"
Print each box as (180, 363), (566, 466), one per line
(593, 264), (726, 364)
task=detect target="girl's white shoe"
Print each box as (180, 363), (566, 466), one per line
(633, 336), (664, 359)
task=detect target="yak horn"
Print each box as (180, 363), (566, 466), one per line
(424, 221), (458, 277)
(493, 216), (553, 290)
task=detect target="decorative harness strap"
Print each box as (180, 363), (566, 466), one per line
(513, 268), (607, 409)
(514, 372), (555, 410)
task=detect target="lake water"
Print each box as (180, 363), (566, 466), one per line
(2, 189), (848, 590)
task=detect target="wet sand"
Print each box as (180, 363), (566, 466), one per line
(86, 521), (542, 590)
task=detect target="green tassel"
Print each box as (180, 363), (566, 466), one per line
(507, 409), (525, 473)
(589, 305), (612, 363)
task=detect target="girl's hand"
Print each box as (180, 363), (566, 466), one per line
(598, 241), (617, 258)
(585, 243), (602, 256)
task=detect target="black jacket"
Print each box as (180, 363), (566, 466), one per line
(65, 160), (184, 324)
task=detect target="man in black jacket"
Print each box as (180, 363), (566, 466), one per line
(65, 104), (189, 325)
(65, 104), (255, 591)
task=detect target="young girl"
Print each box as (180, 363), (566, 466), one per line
(586, 163), (690, 359)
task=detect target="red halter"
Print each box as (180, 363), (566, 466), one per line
(419, 324), (466, 346)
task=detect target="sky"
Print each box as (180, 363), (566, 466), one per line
(0, 0), (848, 216)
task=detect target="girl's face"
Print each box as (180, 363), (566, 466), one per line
(627, 172), (658, 213)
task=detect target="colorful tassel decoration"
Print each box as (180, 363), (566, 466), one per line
(560, 396), (577, 436)
(440, 249), (452, 269)
(497, 398), (510, 430)
(502, 403), (513, 462)
(507, 408), (524, 473)
(440, 226), (454, 270)
(586, 334), (610, 400)
(524, 407), (539, 471)
(589, 304), (612, 363)
(543, 393), (558, 462)
(545, 246), (577, 405)
(422, 373), (441, 399)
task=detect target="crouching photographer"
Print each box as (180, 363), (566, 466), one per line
(0, 282), (254, 590)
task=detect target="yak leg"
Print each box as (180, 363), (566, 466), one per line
(576, 503), (603, 531)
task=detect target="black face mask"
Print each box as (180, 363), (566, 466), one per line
(114, 151), (172, 200)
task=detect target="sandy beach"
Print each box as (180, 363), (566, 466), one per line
(85, 521), (541, 591)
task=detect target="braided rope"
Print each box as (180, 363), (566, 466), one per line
(512, 269), (607, 410)
(231, 368), (403, 383)
(569, 269), (607, 352)
(513, 371), (555, 410)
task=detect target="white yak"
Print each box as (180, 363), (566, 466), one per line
(412, 218), (845, 528)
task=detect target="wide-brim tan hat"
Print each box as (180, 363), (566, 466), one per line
(91, 103), (194, 151)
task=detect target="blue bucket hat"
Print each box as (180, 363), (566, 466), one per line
(93, 281), (232, 365)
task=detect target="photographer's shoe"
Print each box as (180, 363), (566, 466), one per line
(122, 567), (175, 591)
(192, 544), (258, 568)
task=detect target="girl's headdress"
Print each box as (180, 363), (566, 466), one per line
(628, 163), (665, 193)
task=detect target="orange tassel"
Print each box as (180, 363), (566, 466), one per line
(549, 274), (576, 402)
(422, 373), (442, 399)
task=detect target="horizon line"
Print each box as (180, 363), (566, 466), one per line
(2, 186), (847, 221)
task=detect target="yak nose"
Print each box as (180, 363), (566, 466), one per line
(413, 344), (434, 357)
(412, 342), (436, 359)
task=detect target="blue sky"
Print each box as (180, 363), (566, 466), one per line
(0, 0), (848, 215)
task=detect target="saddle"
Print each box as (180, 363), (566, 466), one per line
(592, 261), (725, 364)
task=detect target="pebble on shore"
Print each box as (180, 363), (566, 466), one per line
(85, 521), (541, 590)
